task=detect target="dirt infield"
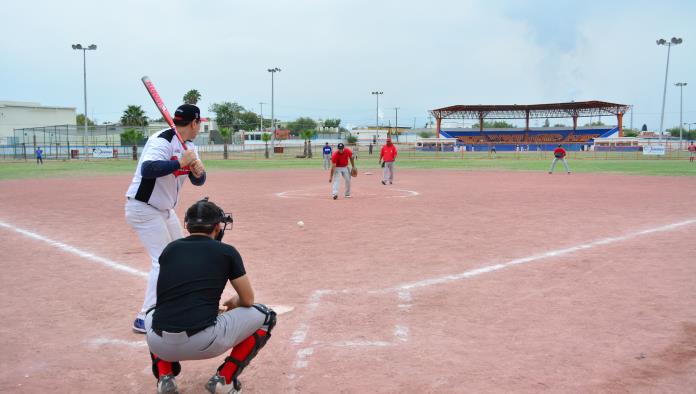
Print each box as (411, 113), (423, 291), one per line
(0, 169), (694, 393)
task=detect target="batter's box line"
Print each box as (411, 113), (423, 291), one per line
(288, 218), (696, 381)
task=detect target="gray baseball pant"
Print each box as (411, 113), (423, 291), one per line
(332, 167), (351, 197)
(145, 307), (266, 362)
(549, 157), (571, 173)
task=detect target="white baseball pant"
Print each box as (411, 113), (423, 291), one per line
(125, 199), (184, 314)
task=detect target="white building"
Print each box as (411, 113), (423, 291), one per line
(0, 101), (76, 144)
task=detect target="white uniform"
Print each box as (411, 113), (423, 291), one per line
(125, 128), (201, 316)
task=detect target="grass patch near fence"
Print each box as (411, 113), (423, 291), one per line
(1, 155), (694, 180)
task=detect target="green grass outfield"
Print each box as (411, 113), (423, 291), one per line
(1, 156), (695, 180)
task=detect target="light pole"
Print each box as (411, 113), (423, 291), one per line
(393, 107), (400, 141)
(371, 91), (383, 140)
(72, 43), (97, 158)
(259, 102), (267, 132)
(267, 67), (281, 153)
(656, 37), (682, 142)
(72, 44), (97, 154)
(675, 82), (687, 148)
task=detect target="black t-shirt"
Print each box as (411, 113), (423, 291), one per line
(152, 235), (246, 332)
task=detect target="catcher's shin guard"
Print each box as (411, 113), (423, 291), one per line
(150, 352), (181, 379)
(216, 304), (277, 385)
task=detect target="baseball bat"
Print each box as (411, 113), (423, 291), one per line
(141, 76), (188, 150)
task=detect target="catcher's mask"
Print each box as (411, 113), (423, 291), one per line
(184, 197), (233, 241)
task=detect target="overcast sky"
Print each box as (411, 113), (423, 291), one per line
(2, 0), (694, 130)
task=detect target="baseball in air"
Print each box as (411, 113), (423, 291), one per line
(297, 221), (305, 228)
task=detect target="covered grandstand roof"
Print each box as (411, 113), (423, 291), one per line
(430, 101), (630, 120)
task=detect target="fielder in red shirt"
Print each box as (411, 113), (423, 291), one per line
(379, 137), (398, 185)
(549, 144), (571, 174)
(688, 142), (696, 162)
(329, 143), (356, 199)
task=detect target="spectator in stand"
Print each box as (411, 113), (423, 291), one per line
(688, 142), (696, 163)
(549, 144), (571, 174)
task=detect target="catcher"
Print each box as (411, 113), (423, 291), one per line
(145, 198), (276, 394)
(328, 142), (357, 200)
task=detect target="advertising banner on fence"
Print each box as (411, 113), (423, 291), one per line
(91, 147), (114, 158)
(642, 145), (666, 155)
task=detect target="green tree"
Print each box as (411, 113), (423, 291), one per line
(584, 120), (606, 127)
(300, 129), (317, 158)
(641, 124), (648, 132)
(120, 105), (149, 126)
(623, 129), (639, 137)
(183, 89), (201, 105)
(76, 114), (95, 126)
(219, 127), (231, 159)
(261, 132), (271, 158)
(346, 134), (358, 144)
(238, 111), (260, 131)
(286, 117), (317, 135)
(418, 131), (434, 138)
(209, 102), (245, 128)
(323, 118), (341, 128)
(120, 128), (145, 160)
(471, 121), (515, 129)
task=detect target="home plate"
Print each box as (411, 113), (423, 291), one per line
(268, 304), (294, 315)
(364, 172), (373, 175)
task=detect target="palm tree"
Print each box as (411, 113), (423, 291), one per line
(120, 128), (145, 160)
(300, 129), (317, 158)
(219, 127), (231, 159)
(120, 105), (149, 127)
(261, 132), (271, 158)
(183, 89), (201, 105)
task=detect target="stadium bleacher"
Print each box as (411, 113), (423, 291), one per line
(438, 127), (617, 150)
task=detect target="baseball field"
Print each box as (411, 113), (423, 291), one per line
(0, 157), (695, 393)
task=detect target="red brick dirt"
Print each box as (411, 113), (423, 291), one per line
(0, 169), (694, 393)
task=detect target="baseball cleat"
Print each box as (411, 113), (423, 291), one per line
(381, 181), (386, 185)
(157, 374), (179, 394)
(332, 195), (338, 200)
(205, 374), (241, 394)
(133, 317), (146, 334)
(344, 194), (352, 198)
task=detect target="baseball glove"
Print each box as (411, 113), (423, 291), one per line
(350, 167), (358, 177)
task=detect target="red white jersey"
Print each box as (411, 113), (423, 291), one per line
(688, 145), (696, 152)
(125, 128), (199, 210)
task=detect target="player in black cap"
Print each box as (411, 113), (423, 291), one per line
(125, 104), (207, 334)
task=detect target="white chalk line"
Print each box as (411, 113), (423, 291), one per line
(289, 218), (696, 379)
(0, 219), (295, 348)
(0, 220), (148, 278)
(88, 337), (148, 348)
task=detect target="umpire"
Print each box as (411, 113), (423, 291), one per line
(145, 198), (276, 394)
